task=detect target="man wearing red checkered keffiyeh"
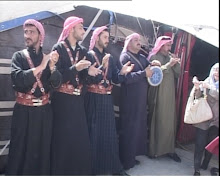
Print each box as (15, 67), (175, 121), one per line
(84, 26), (133, 175)
(147, 35), (181, 162)
(6, 19), (61, 175)
(50, 16), (102, 175)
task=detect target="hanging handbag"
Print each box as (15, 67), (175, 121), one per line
(184, 86), (213, 124)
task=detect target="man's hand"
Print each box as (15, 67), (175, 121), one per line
(75, 57), (91, 71)
(169, 57), (180, 67)
(120, 61), (134, 75)
(32, 53), (50, 76)
(145, 66), (153, 78)
(102, 54), (110, 69)
(151, 60), (161, 67)
(88, 62), (102, 76)
(41, 53), (51, 70)
(49, 50), (59, 71)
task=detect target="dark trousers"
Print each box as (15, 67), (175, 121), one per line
(194, 126), (219, 171)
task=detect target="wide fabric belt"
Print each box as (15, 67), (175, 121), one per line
(16, 92), (50, 107)
(56, 83), (82, 96)
(87, 84), (113, 95)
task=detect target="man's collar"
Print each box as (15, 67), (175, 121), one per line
(27, 46), (42, 55)
(157, 52), (169, 58)
(65, 39), (81, 51)
(93, 47), (105, 55)
(128, 50), (140, 56)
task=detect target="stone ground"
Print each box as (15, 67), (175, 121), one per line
(0, 143), (218, 176)
(125, 143), (219, 176)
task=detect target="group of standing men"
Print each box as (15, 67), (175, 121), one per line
(6, 15), (181, 175)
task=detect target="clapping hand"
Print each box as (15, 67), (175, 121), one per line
(75, 56), (92, 71)
(88, 62), (102, 77)
(120, 61), (134, 75)
(49, 50), (59, 71)
(41, 53), (50, 70)
(102, 54), (110, 69)
(33, 52), (52, 76)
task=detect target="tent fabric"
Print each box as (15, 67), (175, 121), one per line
(0, 0), (218, 47)
(176, 34), (196, 143)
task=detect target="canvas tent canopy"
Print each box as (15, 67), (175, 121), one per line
(0, 1), (219, 173)
(0, 0), (219, 47)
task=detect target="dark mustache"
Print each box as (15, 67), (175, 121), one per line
(25, 38), (32, 42)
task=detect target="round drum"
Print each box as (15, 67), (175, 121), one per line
(147, 66), (163, 86)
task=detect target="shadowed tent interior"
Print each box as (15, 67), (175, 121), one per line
(0, 4), (218, 174)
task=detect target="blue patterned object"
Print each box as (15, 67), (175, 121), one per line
(148, 66), (163, 86)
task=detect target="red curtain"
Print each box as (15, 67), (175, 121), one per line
(175, 32), (196, 143)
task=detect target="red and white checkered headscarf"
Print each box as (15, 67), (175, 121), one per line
(147, 36), (173, 60)
(23, 19), (45, 47)
(122, 33), (140, 53)
(57, 16), (83, 43)
(89, 26), (108, 50)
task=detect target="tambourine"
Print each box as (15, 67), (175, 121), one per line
(147, 66), (163, 86)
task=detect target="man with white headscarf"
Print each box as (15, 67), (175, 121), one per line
(147, 35), (181, 162)
(84, 26), (133, 175)
(192, 63), (219, 176)
(6, 19), (61, 175)
(118, 33), (160, 170)
(50, 16), (101, 175)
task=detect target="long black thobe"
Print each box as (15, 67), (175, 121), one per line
(84, 47), (123, 175)
(6, 47), (61, 175)
(50, 39), (91, 175)
(118, 51), (150, 170)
